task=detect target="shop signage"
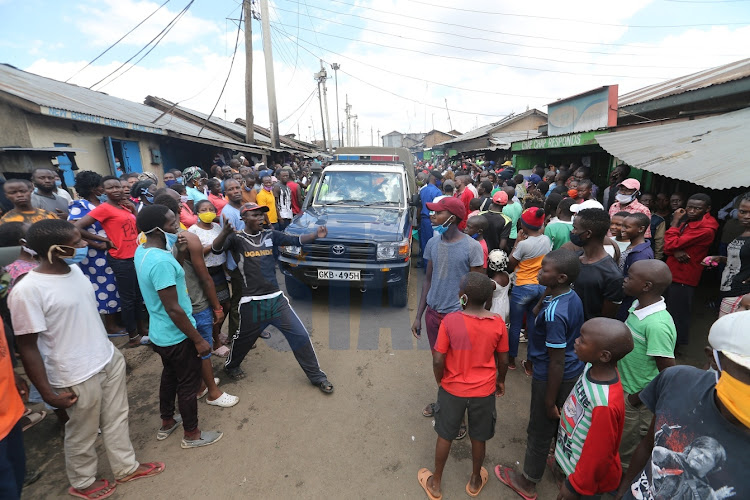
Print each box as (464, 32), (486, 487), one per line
(41, 106), (166, 135)
(547, 86), (618, 136)
(511, 130), (606, 151)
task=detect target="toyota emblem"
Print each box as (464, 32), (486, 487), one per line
(332, 244), (345, 255)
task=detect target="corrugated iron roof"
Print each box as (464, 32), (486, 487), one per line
(619, 58), (750, 108)
(436, 109), (547, 146)
(489, 130), (541, 148)
(0, 64), (263, 152)
(595, 107), (750, 190)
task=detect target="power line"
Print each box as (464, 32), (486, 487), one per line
(273, 4), (746, 58)
(271, 20), (699, 70)
(89, 0), (194, 90)
(198, 0), (243, 136)
(65, 0), (172, 83)
(306, 0), (748, 52)
(279, 87), (317, 123)
(284, 86), (318, 135)
(270, 25), (520, 117)
(401, 0), (750, 27)
(269, 21), (667, 79)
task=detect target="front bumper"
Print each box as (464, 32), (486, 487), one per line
(278, 256), (409, 288)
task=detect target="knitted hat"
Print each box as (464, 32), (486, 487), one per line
(520, 207), (545, 230)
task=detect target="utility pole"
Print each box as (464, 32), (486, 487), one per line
(345, 95), (352, 147)
(331, 63), (341, 148)
(317, 61), (333, 152)
(259, 0), (279, 147)
(377, 128), (381, 146)
(243, 0), (254, 144)
(314, 67), (328, 152)
(370, 126), (373, 146)
(444, 98), (453, 131)
(354, 117), (359, 146)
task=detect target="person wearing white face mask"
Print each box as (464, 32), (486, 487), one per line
(608, 178), (652, 239)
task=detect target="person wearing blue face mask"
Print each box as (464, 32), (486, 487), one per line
(130, 180), (156, 214)
(10, 218), (166, 499)
(67, 171), (124, 337)
(134, 205), (224, 449)
(411, 196), (485, 427)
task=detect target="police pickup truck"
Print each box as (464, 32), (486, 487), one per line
(278, 147), (418, 307)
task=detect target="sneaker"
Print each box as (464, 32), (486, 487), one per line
(181, 430), (223, 449)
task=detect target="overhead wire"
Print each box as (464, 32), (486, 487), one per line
(279, 87), (317, 123)
(399, 0), (750, 27)
(65, 0), (172, 82)
(270, 25), (521, 118)
(89, 0), (194, 90)
(197, 0), (243, 135)
(269, 21), (668, 79)
(273, 4), (746, 58)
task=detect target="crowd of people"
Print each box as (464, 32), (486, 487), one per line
(0, 156), (330, 499)
(411, 159), (750, 499)
(0, 153), (748, 500)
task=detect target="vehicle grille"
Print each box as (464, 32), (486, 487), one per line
(303, 242), (376, 262)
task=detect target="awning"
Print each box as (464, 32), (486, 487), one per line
(596, 107), (750, 190)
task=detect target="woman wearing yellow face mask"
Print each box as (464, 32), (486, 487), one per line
(616, 310), (750, 500)
(188, 200), (230, 357)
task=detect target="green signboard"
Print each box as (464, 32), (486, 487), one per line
(511, 130), (607, 152)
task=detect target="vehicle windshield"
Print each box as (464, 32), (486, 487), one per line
(314, 171), (404, 206)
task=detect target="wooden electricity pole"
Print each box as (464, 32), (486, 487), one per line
(243, 0), (254, 144)
(259, 0), (279, 148)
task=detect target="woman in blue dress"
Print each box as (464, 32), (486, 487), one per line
(68, 170), (124, 336)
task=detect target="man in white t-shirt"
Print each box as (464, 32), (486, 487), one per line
(9, 219), (164, 499)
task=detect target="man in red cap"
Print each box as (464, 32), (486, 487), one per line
(608, 179), (652, 238)
(483, 190), (512, 253)
(411, 196), (485, 427)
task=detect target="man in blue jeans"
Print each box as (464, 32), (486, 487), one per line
(211, 203), (334, 394)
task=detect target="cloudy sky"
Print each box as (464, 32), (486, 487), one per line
(2, 0), (750, 145)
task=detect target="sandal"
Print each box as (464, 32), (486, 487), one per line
(466, 466), (489, 497)
(422, 403), (436, 418)
(68, 479), (117, 500)
(206, 392), (240, 407)
(127, 334), (149, 348)
(156, 415), (182, 441)
(21, 410), (46, 431)
(224, 367), (246, 380)
(315, 379), (334, 394)
(116, 462), (165, 484)
(521, 360), (533, 377)
(417, 468), (442, 500)
(456, 423), (467, 440)
(495, 465), (538, 500)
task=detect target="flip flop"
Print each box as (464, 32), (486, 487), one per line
(116, 462), (165, 484)
(466, 466), (489, 497)
(156, 415), (182, 441)
(495, 465), (538, 500)
(521, 360), (533, 377)
(456, 423), (467, 440)
(21, 410), (46, 431)
(206, 392), (239, 408)
(423, 403), (435, 417)
(417, 468), (442, 500)
(68, 479), (116, 500)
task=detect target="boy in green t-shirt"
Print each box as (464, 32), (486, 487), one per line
(501, 186), (522, 243)
(544, 198), (575, 250)
(617, 259), (676, 470)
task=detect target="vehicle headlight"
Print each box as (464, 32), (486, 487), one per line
(377, 239), (410, 261)
(282, 246), (302, 256)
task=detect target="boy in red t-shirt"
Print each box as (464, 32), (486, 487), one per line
(418, 272), (509, 499)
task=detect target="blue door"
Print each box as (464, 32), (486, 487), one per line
(55, 143), (75, 187)
(121, 140), (143, 174)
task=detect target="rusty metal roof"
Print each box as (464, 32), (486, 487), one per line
(0, 64), (264, 152)
(435, 109), (547, 147)
(619, 58), (750, 108)
(596, 107), (750, 190)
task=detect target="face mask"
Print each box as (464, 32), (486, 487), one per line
(470, 233), (479, 239)
(432, 215), (454, 236)
(459, 294), (468, 308)
(55, 180), (62, 188)
(47, 244), (87, 265)
(165, 179), (176, 187)
(616, 193), (636, 204)
(97, 193), (109, 203)
(145, 196), (155, 204)
(176, 177), (184, 184)
(115, 162), (121, 169)
(714, 350), (750, 427)
(568, 189), (578, 198)
(180, 195), (189, 204)
(198, 212), (217, 224)
(145, 227), (178, 251)
(21, 244), (37, 257)
(263, 185), (273, 192)
(569, 231), (586, 247)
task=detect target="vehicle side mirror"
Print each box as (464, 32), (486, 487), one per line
(410, 193), (420, 207)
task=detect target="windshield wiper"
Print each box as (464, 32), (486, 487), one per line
(323, 199), (364, 205)
(361, 201), (402, 207)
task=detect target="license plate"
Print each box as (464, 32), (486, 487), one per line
(317, 269), (361, 281)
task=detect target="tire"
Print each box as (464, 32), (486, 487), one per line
(284, 275), (309, 300)
(388, 270), (409, 308)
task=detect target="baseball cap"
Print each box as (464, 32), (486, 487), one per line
(492, 190), (509, 205)
(618, 178), (641, 191)
(709, 310), (750, 369)
(429, 170), (443, 180)
(501, 160), (513, 167)
(528, 174), (542, 184)
(570, 199), (604, 213)
(426, 196), (467, 220)
(240, 202), (270, 215)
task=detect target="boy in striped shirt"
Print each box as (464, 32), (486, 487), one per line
(554, 317), (634, 499)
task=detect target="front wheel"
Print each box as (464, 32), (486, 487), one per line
(284, 275), (310, 300)
(388, 272), (409, 308)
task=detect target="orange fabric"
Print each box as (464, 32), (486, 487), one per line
(515, 254), (544, 286)
(0, 208), (57, 225)
(0, 321), (24, 440)
(256, 189), (278, 223)
(242, 188), (258, 205)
